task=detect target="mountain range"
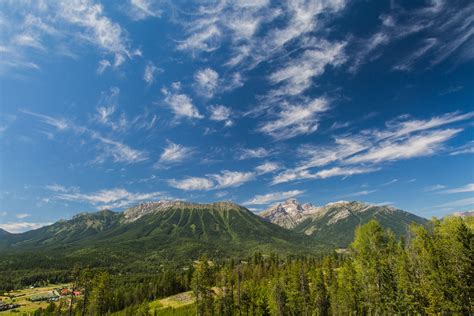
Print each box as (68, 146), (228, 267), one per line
(261, 199), (428, 247)
(0, 201), (320, 272)
(0, 199), (428, 271)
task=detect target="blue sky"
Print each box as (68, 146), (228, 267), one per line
(0, 0), (473, 232)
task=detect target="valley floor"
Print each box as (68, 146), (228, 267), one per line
(0, 284), (70, 315)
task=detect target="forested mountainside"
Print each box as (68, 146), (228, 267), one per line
(9, 216), (471, 315)
(0, 201), (323, 290)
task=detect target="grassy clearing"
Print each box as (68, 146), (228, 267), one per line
(149, 291), (195, 315)
(0, 284), (70, 315)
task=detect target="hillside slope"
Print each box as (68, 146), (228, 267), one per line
(0, 201), (323, 270)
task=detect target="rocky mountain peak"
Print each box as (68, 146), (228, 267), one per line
(123, 200), (179, 222)
(260, 198), (319, 229)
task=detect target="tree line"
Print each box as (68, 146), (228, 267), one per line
(26, 216), (474, 315)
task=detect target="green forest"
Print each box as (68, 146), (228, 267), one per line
(15, 216), (472, 315)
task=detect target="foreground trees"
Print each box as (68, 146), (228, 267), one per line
(31, 216), (473, 315)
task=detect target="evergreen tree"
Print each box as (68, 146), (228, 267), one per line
(191, 256), (215, 315)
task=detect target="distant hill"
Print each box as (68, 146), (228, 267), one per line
(0, 201), (323, 271)
(261, 199), (428, 247)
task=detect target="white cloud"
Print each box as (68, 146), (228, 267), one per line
(1, 0), (140, 73)
(350, 1), (474, 72)
(441, 183), (474, 194)
(129, 0), (162, 20)
(424, 184), (446, 192)
(169, 170), (255, 191)
(162, 86), (203, 119)
(0, 222), (52, 233)
(194, 68), (219, 98)
(50, 187), (165, 209)
(346, 129), (461, 164)
(245, 189), (305, 205)
(157, 142), (193, 165)
(380, 112), (474, 140)
(259, 97), (329, 139)
(297, 137), (369, 169)
(58, 0), (140, 67)
(269, 41), (346, 96)
(15, 213), (31, 219)
(211, 171), (255, 189)
(259, 0), (345, 57)
(143, 62), (162, 84)
(239, 147), (270, 160)
(94, 87), (129, 132)
(255, 162), (279, 174)
(315, 166), (378, 179)
(272, 166), (378, 185)
(92, 134), (148, 164)
(435, 197), (474, 210)
(96, 105), (115, 124)
(382, 179), (398, 186)
(208, 105), (232, 126)
(340, 190), (376, 198)
(270, 111), (470, 185)
(46, 184), (79, 193)
(20, 109), (69, 131)
(95, 87), (119, 125)
(22, 109), (147, 164)
(97, 59), (111, 74)
(168, 177), (215, 191)
(177, 24), (221, 53)
(450, 141), (474, 156)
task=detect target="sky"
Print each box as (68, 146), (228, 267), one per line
(0, 0), (473, 233)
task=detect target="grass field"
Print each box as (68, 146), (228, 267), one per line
(0, 284), (70, 315)
(149, 291), (195, 315)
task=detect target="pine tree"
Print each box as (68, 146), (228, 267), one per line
(191, 256), (215, 316)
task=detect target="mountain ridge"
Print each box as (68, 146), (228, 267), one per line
(261, 198), (428, 247)
(0, 201), (324, 270)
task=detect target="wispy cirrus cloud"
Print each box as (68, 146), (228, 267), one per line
(339, 190), (376, 198)
(238, 147), (270, 160)
(161, 84), (203, 119)
(255, 162), (280, 175)
(272, 111), (471, 185)
(169, 170), (255, 191)
(143, 62), (163, 85)
(168, 177), (215, 191)
(259, 97), (329, 140)
(345, 128), (461, 164)
(450, 141), (474, 156)
(156, 142), (194, 167)
(208, 105), (233, 127)
(440, 183), (474, 194)
(48, 186), (166, 209)
(350, 1), (474, 73)
(268, 41), (346, 97)
(211, 171), (255, 189)
(22, 109), (148, 164)
(194, 68), (219, 98)
(1, 0), (140, 74)
(272, 166), (379, 185)
(128, 0), (162, 21)
(94, 87), (129, 132)
(245, 189), (305, 205)
(435, 197), (474, 210)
